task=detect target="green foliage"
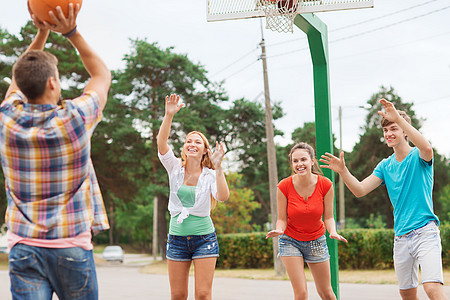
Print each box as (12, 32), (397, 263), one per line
(212, 173), (260, 234)
(437, 184), (450, 224)
(111, 185), (157, 249)
(217, 226), (450, 270)
(223, 98), (285, 228)
(216, 233), (273, 269)
(442, 225), (450, 266)
(434, 156), (450, 222)
(338, 229), (394, 269)
(291, 122), (317, 146)
(365, 213), (386, 229)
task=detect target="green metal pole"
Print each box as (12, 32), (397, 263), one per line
(294, 13), (340, 299)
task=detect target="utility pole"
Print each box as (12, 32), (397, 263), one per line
(338, 106), (345, 229)
(152, 196), (158, 260)
(259, 21), (285, 276)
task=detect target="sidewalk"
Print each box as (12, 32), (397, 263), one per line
(1, 266), (449, 299)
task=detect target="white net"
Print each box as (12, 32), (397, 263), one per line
(259, 0), (303, 33)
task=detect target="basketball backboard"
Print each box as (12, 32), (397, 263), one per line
(207, 0), (374, 22)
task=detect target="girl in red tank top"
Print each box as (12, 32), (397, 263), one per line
(266, 142), (347, 300)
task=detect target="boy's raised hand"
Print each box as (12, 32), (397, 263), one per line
(48, 4), (80, 35)
(319, 151), (346, 174)
(377, 98), (401, 123)
(30, 3), (80, 35)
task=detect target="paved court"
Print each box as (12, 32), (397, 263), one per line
(1, 265), (449, 299)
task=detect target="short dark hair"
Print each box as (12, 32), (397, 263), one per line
(12, 50), (58, 101)
(380, 110), (411, 128)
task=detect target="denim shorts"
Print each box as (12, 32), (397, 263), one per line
(394, 221), (443, 289)
(9, 243), (98, 300)
(278, 234), (330, 263)
(166, 231), (219, 261)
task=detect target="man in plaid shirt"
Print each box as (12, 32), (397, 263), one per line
(1, 4), (111, 299)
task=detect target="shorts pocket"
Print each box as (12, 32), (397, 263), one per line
(201, 233), (217, 242)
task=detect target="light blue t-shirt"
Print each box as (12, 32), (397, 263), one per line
(373, 147), (439, 236)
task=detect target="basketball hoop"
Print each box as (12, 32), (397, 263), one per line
(259, 0), (302, 33)
(206, 0), (375, 32)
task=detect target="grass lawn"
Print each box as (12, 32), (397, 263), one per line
(141, 260), (450, 285)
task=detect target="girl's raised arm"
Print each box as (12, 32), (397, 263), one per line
(157, 94), (184, 155)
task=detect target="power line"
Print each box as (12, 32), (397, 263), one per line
(266, 0), (443, 48)
(266, 29), (450, 73)
(268, 46), (310, 60)
(265, 4), (450, 59)
(222, 60), (259, 81)
(330, 5), (450, 44)
(214, 3), (450, 80)
(209, 48), (258, 78)
(415, 95), (450, 105)
(332, 29), (450, 61)
(332, 0), (440, 32)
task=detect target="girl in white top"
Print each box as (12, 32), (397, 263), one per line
(157, 94), (229, 300)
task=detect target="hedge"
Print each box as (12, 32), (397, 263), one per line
(216, 225), (450, 270)
(216, 232), (273, 269)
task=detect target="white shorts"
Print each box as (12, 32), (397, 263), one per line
(393, 221), (444, 290)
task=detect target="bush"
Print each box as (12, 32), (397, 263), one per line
(337, 229), (394, 269)
(441, 225), (450, 267)
(216, 232), (272, 269)
(216, 225), (450, 270)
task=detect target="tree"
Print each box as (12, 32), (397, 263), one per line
(291, 121), (317, 146)
(434, 152), (450, 223)
(212, 172), (260, 234)
(223, 98), (285, 229)
(90, 92), (150, 245)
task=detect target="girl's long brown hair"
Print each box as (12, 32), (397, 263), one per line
(181, 131), (217, 210)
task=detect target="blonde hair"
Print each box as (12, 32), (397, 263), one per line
(181, 131), (217, 210)
(289, 142), (323, 176)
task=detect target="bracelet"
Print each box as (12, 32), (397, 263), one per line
(62, 26), (77, 38)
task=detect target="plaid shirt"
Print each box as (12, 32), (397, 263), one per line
(0, 91), (109, 239)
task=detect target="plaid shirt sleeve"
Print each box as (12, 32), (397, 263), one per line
(1, 91), (24, 109)
(66, 91), (102, 135)
(89, 161), (110, 234)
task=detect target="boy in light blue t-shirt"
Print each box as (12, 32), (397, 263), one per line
(320, 99), (447, 300)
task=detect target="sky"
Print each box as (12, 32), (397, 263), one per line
(1, 0), (449, 156)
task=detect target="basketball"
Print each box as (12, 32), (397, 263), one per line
(28, 0), (82, 25)
(277, 0), (298, 13)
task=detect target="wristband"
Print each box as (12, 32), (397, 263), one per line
(62, 26), (77, 38)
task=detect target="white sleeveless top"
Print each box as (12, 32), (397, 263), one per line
(158, 148), (219, 223)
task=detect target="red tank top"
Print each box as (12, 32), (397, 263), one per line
(278, 175), (332, 241)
